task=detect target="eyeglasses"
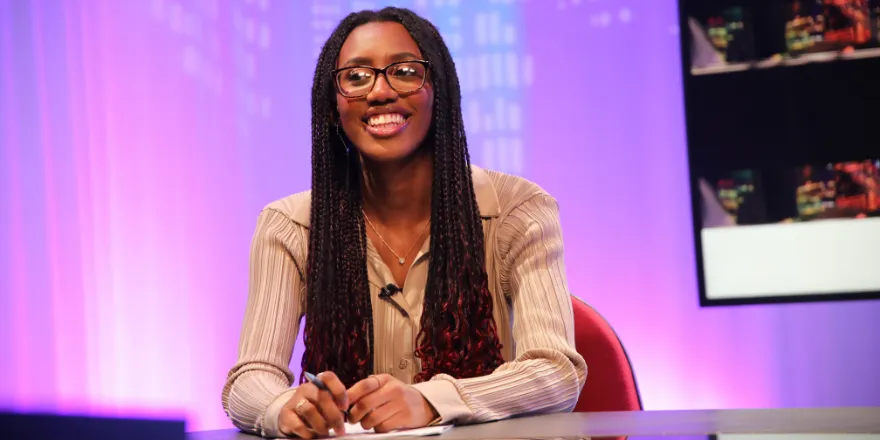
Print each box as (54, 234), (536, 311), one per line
(332, 60), (430, 98)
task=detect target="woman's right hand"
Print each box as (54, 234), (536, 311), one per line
(278, 372), (349, 438)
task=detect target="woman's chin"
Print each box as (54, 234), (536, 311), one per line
(356, 141), (423, 164)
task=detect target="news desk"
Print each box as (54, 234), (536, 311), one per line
(188, 407), (880, 440)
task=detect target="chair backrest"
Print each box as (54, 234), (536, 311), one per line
(570, 295), (642, 412)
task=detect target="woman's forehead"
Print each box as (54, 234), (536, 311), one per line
(337, 22), (423, 68)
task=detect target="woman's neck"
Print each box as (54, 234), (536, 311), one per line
(361, 149), (432, 228)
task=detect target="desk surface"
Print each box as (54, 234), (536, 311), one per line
(189, 407), (880, 439)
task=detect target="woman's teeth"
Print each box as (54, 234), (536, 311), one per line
(367, 113), (405, 126)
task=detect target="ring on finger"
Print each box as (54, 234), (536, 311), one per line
(295, 398), (309, 416)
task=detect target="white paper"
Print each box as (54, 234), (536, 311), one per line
(328, 423), (451, 439)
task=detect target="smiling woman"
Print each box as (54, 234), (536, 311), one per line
(221, 7), (587, 439)
(335, 22), (434, 162)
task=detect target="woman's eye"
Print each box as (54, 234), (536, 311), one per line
(392, 67), (417, 77)
(347, 70), (372, 84)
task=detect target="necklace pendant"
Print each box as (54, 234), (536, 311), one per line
(398, 257), (406, 265)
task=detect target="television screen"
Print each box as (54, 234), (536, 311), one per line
(688, 0), (880, 75)
(679, 0), (880, 305)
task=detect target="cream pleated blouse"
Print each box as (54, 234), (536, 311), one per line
(222, 166), (587, 438)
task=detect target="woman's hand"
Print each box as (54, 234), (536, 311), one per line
(279, 371), (349, 439)
(347, 374), (439, 433)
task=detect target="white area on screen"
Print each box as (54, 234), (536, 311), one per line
(701, 218), (880, 300)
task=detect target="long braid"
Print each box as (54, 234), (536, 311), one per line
(302, 25), (373, 386)
(302, 7), (503, 388)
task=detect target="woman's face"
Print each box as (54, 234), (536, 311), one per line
(335, 22), (434, 163)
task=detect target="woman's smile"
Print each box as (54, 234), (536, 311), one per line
(363, 107), (412, 138)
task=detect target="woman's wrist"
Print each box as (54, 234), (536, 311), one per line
(410, 379), (471, 425)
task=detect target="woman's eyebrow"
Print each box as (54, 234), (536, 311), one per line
(340, 51), (422, 67)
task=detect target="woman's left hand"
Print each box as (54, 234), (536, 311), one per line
(346, 374), (439, 432)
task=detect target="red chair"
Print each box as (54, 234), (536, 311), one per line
(571, 295), (642, 412)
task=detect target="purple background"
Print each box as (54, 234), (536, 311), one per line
(2, 0), (879, 432)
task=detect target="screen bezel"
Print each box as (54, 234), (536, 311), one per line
(676, 0), (880, 307)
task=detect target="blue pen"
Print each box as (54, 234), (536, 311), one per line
(304, 371), (327, 390)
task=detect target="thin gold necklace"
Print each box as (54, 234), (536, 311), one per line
(362, 210), (430, 265)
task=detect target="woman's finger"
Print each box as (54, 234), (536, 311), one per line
(359, 400), (401, 432)
(279, 407), (315, 439)
(316, 387), (346, 435)
(373, 411), (410, 433)
(348, 382), (393, 423)
(298, 398), (330, 436)
(347, 374), (388, 405)
(317, 371), (349, 410)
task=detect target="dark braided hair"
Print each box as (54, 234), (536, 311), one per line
(302, 7), (504, 387)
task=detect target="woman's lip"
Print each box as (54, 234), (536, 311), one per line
(363, 119), (409, 138)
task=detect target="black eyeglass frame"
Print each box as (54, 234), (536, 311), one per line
(332, 60), (431, 98)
